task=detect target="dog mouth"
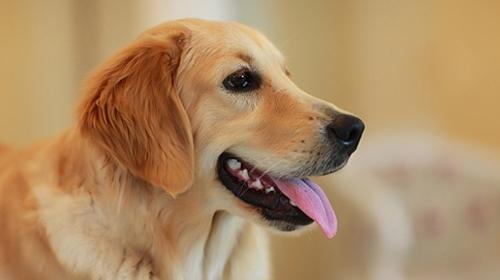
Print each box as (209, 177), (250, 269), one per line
(217, 152), (337, 238)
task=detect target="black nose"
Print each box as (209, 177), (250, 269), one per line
(326, 114), (365, 153)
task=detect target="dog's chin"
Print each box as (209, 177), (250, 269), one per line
(216, 152), (345, 234)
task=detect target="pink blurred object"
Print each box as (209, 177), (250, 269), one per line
(331, 133), (500, 280)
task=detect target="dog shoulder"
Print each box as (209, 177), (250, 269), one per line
(0, 149), (73, 279)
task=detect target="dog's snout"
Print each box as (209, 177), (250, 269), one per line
(326, 114), (365, 153)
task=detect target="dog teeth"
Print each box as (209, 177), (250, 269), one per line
(290, 200), (297, 207)
(227, 159), (241, 170)
(265, 186), (275, 194)
(239, 169), (250, 181)
(250, 179), (264, 190)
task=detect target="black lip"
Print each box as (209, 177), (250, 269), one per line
(217, 152), (313, 227)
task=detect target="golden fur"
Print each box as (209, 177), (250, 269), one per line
(0, 19), (352, 279)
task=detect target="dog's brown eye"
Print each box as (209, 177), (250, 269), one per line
(223, 69), (260, 93)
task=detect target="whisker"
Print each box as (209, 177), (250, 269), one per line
(258, 158), (287, 180)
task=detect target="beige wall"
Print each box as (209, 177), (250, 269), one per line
(349, 0), (500, 151)
(0, 0), (75, 146)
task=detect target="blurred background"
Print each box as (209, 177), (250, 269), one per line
(1, 0), (499, 279)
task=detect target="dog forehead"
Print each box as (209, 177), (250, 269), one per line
(145, 19), (282, 60)
(185, 20), (285, 65)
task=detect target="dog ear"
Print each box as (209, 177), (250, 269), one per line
(78, 27), (194, 197)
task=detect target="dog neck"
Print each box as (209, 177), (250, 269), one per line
(39, 128), (251, 279)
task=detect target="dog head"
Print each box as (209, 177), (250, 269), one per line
(79, 19), (364, 238)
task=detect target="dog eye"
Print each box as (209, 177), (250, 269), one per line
(223, 69), (260, 93)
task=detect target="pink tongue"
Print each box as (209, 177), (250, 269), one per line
(272, 178), (337, 238)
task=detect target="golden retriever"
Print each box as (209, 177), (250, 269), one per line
(0, 19), (364, 279)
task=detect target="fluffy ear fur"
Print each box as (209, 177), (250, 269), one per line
(78, 28), (194, 197)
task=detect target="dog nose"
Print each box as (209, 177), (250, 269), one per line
(326, 114), (365, 153)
